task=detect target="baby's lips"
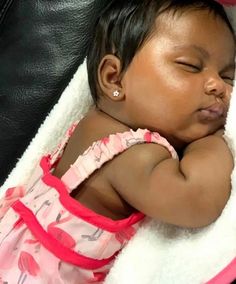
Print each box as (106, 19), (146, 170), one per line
(198, 103), (225, 121)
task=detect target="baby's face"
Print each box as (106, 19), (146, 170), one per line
(121, 9), (235, 148)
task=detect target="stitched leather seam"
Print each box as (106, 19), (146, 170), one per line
(0, 0), (14, 26)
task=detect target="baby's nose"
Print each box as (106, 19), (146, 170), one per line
(204, 76), (226, 98)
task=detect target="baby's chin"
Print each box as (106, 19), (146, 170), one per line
(172, 125), (224, 149)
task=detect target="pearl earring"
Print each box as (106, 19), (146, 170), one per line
(113, 90), (120, 97)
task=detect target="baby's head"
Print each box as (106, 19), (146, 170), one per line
(87, 0), (235, 148)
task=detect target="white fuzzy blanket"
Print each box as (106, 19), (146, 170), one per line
(1, 7), (236, 283)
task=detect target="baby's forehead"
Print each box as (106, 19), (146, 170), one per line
(155, 8), (225, 29)
(141, 9), (235, 64)
(154, 9), (235, 45)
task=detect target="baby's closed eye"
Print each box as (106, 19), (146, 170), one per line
(175, 60), (202, 72)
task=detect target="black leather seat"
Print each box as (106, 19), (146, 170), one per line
(0, 0), (110, 184)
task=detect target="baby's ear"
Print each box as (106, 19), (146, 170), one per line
(98, 54), (125, 101)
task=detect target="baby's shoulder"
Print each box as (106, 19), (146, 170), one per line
(109, 142), (171, 174)
(132, 142), (171, 161)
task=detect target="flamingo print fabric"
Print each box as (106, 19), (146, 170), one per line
(0, 128), (176, 284)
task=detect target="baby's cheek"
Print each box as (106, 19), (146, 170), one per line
(223, 94), (231, 111)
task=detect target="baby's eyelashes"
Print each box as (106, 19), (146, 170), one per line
(175, 61), (202, 72)
(220, 75), (235, 86)
(175, 61), (235, 86)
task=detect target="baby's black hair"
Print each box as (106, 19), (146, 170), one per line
(87, 0), (235, 103)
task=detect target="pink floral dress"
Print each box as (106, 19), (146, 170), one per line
(0, 126), (177, 284)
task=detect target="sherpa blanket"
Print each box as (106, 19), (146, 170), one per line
(1, 5), (236, 284)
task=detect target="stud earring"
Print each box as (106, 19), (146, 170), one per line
(113, 90), (120, 97)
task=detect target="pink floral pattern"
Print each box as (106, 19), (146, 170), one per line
(47, 213), (76, 249)
(0, 126), (177, 283)
(0, 186), (25, 219)
(115, 227), (136, 245)
(18, 251), (40, 276)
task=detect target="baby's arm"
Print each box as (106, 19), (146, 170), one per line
(107, 135), (233, 228)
